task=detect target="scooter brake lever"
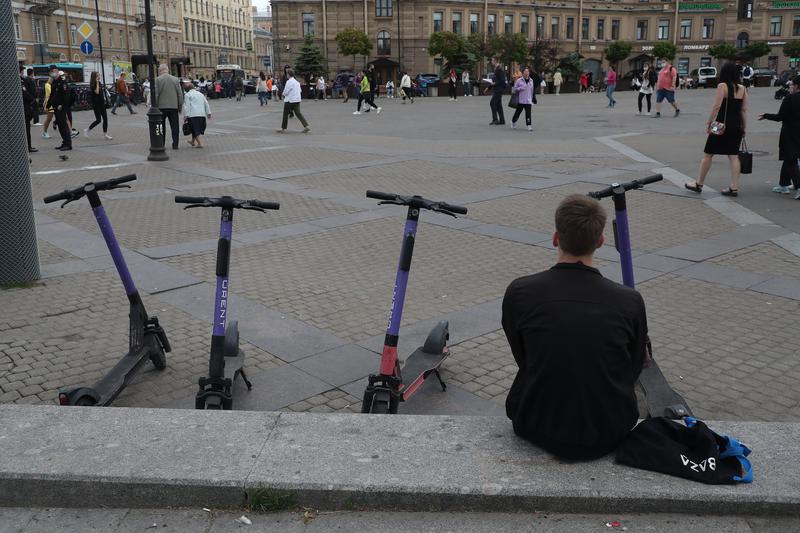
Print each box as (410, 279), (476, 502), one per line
(182, 203), (208, 210)
(431, 207), (457, 218)
(59, 197), (76, 208)
(377, 200), (405, 206)
(108, 184), (132, 191)
(241, 205), (266, 213)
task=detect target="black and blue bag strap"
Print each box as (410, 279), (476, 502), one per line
(685, 417), (753, 483)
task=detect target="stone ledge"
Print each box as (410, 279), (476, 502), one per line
(0, 406), (797, 515)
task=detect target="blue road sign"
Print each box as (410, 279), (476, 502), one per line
(80, 40), (93, 55)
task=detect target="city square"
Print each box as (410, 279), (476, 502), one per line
(2, 84), (800, 528)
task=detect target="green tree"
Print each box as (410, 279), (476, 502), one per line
(603, 41), (633, 69)
(709, 42), (738, 65)
(428, 31), (478, 73)
(467, 32), (490, 60)
(293, 36), (327, 84)
(744, 41), (771, 65)
(334, 27), (372, 70)
(557, 53), (582, 81)
(784, 40), (800, 59)
(652, 42), (677, 61)
(529, 38), (561, 74)
(486, 33), (528, 69)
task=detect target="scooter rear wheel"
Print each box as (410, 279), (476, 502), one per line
(149, 348), (167, 370)
(74, 395), (97, 406)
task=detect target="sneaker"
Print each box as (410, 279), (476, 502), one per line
(111, 111), (117, 115)
(527, 125), (533, 132)
(71, 129), (79, 138)
(675, 109), (680, 117)
(41, 131), (50, 139)
(104, 133), (113, 140)
(654, 112), (661, 118)
(510, 122), (517, 129)
(353, 111), (361, 115)
(772, 185), (791, 194)
(795, 191), (800, 200)
(84, 128), (90, 139)
(303, 127), (311, 134)
(376, 107), (382, 114)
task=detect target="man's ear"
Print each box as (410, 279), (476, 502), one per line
(596, 233), (605, 250)
(552, 231), (559, 248)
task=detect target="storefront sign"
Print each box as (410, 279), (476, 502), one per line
(683, 44), (710, 51)
(679, 2), (722, 11)
(772, 1), (800, 8)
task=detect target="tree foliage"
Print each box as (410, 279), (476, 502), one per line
(604, 41), (633, 67)
(528, 38), (561, 74)
(293, 36), (327, 83)
(486, 33), (528, 67)
(467, 32), (490, 60)
(428, 31), (478, 72)
(784, 40), (800, 59)
(708, 42), (738, 61)
(744, 41), (771, 62)
(335, 27), (372, 70)
(652, 42), (677, 61)
(557, 53), (582, 81)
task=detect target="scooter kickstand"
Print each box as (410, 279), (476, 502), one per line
(434, 369), (447, 391)
(236, 368), (253, 391)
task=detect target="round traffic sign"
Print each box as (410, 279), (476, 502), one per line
(80, 40), (93, 55)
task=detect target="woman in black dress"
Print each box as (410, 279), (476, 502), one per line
(685, 62), (747, 196)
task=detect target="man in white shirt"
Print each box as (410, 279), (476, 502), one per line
(400, 71), (414, 103)
(278, 69), (311, 133)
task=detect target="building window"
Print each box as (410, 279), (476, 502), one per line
(581, 17), (589, 40)
(658, 19), (670, 40)
(596, 18), (604, 40)
(736, 31), (749, 49)
(33, 18), (45, 42)
(566, 17), (575, 40)
(377, 31), (390, 55)
(770, 16), (782, 37)
(611, 19), (620, 40)
(56, 22), (64, 43)
(376, 0), (391, 18)
(487, 14), (496, 36)
(14, 14), (20, 39)
(702, 18), (714, 39)
(738, 0), (753, 21)
(520, 15), (529, 37)
(504, 15), (512, 34)
(700, 56), (711, 67)
(677, 57), (689, 76)
(794, 15), (800, 37)
(769, 55), (778, 70)
(470, 13), (479, 34)
(636, 20), (648, 41)
(108, 28), (114, 47)
(550, 17), (559, 39)
(433, 11), (443, 32)
(452, 12), (461, 34)
(536, 16), (544, 38)
(302, 13), (314, 36)
(680, 19), (691, 40)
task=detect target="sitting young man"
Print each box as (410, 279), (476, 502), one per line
(502, 194), (647, 460)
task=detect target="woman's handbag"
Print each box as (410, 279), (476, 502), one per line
(708, 95), (728, 136)
(739, 138), (753, 174)
(182, 119), (192, 136)
(508, 91), (519, 109)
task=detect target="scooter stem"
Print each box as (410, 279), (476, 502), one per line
(88, 191), (137, 296)
(213, 207), (234, 337)
(611, 190), (635, 289)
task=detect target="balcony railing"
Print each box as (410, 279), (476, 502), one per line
(26, 0), (59, 16)
(136, 13), (156, 27)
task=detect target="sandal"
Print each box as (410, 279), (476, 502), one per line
(684, 181), (703, 193)
(721, 187), (739, 197)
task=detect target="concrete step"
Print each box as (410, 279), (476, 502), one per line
(0, 406), (797, 515)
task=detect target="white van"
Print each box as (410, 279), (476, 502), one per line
(697, 66), (718, 87)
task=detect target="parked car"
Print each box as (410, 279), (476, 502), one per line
(243, 78), (257, 94)
(697, 66), (717, 88)
(414, 73), (441, 94)
(753, 68), (777, 87)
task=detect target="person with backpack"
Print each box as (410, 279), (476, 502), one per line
(654, 57), (680, 118)
(741, 63), (754, 90)
(20, 66), (37, 152)
(234, 76), (244, 101)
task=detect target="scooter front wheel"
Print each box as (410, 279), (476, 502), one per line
(74, 395), (97, 406)
(149, 348), (167, 370)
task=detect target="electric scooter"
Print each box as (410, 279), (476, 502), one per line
(174, 194), (280, 410)
(361, 190), (468, 414)
(588, 174), (693, 419)
(43, 175), (171, 406)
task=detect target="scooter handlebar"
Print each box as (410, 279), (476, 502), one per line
(366, 190), (397, 201)
(439, 202), (468, 215)
(588, 174), (663, 199)
(247, 199), (280, 210)
(174, 196), (208, 204)
(366, 190), (468, 215)
(44, 174), (137, 204)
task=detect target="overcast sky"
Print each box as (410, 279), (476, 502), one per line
(252, 0), (270, 12)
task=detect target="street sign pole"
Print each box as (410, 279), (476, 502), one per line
(93, 0), (107, 88)
(144, 0), (167, 161)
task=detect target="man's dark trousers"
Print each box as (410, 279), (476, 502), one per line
(490, 93), (505, 123)
(161, 108), (180, 148)
(281, 102), (308, 129)
(24, 104), (33, 150)
(54, 108), (71, 148)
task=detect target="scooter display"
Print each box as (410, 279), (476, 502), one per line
(174, 194), (280, 410)
(361, 190), (468, 414)
(43, 175), (171, 406)
(588, 174), (693, 419)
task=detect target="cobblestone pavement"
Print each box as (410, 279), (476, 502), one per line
(4, 89), (800, 421)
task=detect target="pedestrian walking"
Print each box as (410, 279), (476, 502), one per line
(654, 57), (680, 118)
(448, 68), (458, 101)
(462, 69), (471, 96)
(257, 72), (269, 106)
(605, 65), (617, 107)
(143, 78), (151, 107)
(367, 64), (379, 106)
(183, 80), (211, 147)
(354, 69), (380, 115)
(511, 67), (535, 132)
(85, 71), (112, 140)
(553, 70), (563, 95)
(684, 63), (747, 197)
(235, 76), (244, 101)
(580, 72), (589, 94)
(41, 75), (54, 139)
(111, 73), (137, 115)
(400, 72), (414, 103)
(759, 75), (800, 199)
(277, 69), (310, 133)
(637, 64), (656, 115)
(488, 56), (507, 125)
(742, 62), (754, 90)
(156, 64), (184, 150)
(271, 76), (279, 101)
(50, 71), (73, 151)
(20, 66), (37, 152)
(317, 76), (326, 100)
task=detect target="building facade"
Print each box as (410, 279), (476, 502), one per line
(181, 0), (256, 79)
(13, 0), (184, 80)
(271, 0), (800, 82)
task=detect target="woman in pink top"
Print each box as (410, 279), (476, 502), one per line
(511, 67), (535, 131)
(605, 66), (617, 108)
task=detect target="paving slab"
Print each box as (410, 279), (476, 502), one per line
(749, 276), (800, 301)
(673, 263), (773, 290)
(137, 238), (219, 259)
(657, 225), (790, 262)
(598, 264), (664, 285)
(464, 224), (552, 246)
(292, 344), (379, 388)
(36, 222), (109, 259)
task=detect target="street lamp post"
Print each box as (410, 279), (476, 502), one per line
(144, 0), (168, 161)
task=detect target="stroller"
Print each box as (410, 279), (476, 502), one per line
(775, 82), (790, 100)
